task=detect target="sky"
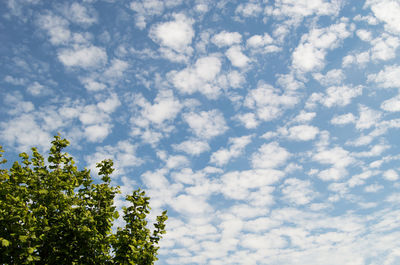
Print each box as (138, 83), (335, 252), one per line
(1, 0), (400, 264)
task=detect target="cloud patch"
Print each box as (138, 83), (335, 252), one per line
(183, 110), (228, 139)
(367, 0), (400, 34)
(212, 31), (242, 47)
(292, 21), (352, 72)
(251, 142), (291, 169)
(170, 56), (223, 99)
(58, 46), (107, 69)
(149, 13), (194, 61)
(244, 83), (299, 122)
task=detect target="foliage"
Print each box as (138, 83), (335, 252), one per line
(0, 135), (167, 264)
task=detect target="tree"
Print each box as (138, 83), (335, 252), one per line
(0, 135), (167, 264)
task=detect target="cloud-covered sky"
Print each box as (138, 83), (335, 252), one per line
(1, 0), (400, 264)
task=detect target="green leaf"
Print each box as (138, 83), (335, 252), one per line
(1, 239), (10, 247)
(19, 235), (28, 243)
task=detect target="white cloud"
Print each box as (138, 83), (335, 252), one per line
(247, 33), (281, 54)
(226, 70), (245, 88)
(63, 2), (97, 26)
(6, 0), (40, 18)
(292, 42), (326, 72)
(97, 93), (121, 113)
(58, 45), (107, 69)
(366, 0), (400, 34)
(313, 69), (345, 86)
(286, 125), (319, 141)
(313, 146), (355, 181)
(321, 85), (363, 108)
(368, 65), (400, 88)
(84, 124), (111, 142)
(331, 113), (356, 125)
(276, 73), (304, 91)
(356, 105), (381, 130)
(346, 135), (374, 147)
(266, 0), (341, 21)
(247, 34), (273, 48)
(4, 92), (35, 115)
(149, 13), (194, 56)
(235, 113), (259, 129)
(356, 29), (372, 42)
(2, 98), (117, 148)
(165, 155), (190, 170)
(272, 24), (290, 43)
(85, 140), (143, 176)
(243, 217), (282, 233)
(313, 147), (354, 168)
(292, 111), (316, 124)
(235, 2), (263, 17)
(80, 77), (107, 91)
(248, 186), (277, 208)
(347, 171), (374, 188)
(244, 83), (299, 122)
(37, 13), (71, 45)
(386, 193), (400, 203)
(27, 81), (50, 96)
(103, 59), (129, 81)
(173, 139), (210, 156)
(130, 89), (182, 144)
(194, 4), (208, 13)
(136, 90), (182, 124)
(341, 54), (355, 68)
(322, 171), (348, 183)
(0, 113), (51, 152)
(170, 56), (223, 99)
(130, 0), (165, 29)
(219, 169), (284, 201)
(171, 168), (205, 185)
(370, 34), (399, 61)
(172, 194), (211, 216)
(251, 142), (291, 169)
(381, 95), (400, 112)
(344, 50), (375, 68)
(281, 178), (316, 205)
(132, 129), (163, 146)
(364, 183), (383, 193)
(210, 135), (253, 166)
(353, 14), (379, 25)
(319, 168), (349, 182)
(79, 105), (109, 125)
(211, 31), (242, 47)
(4, 75), (26, 86)
(140, 169), (182, 209)
(356, 51), (371, 65)
(183, 110), (228, 139)
(354, 143), (389, 157)
(383, 169), (399, 181)
(156, 151), (190, 170)
(292, 21), (352, 72)
(241, 233), (287, 251)
(130, 0), (183, 29)
(229, 204), (269, 219)
(141, 90), (182, 124)
(226, 46), (250, 68)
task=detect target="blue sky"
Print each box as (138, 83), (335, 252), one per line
(1, 0), (400, 264)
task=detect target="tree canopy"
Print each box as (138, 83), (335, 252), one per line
(0, 135), (167, 264)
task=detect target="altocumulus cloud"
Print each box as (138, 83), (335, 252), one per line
(2, 0), (400, 264)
